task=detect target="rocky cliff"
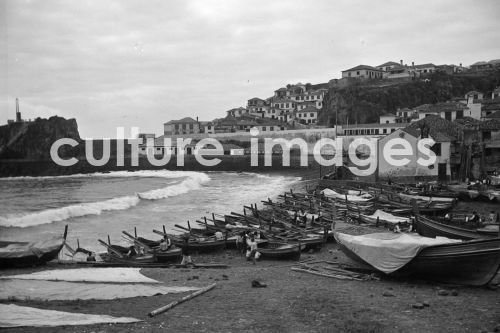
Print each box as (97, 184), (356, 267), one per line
(0, 116), (81, 160)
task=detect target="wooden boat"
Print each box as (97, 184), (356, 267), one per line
(414, 215), (497, 241)
(447, 184), (480, 200)
(257, 242), (303, 260)
(476, 225), (500, 237)
(377, 194), (453, 214)
(479, 188), (500, 202)
(152, 229), (227, 252)
(0, 225), (68, 268)
(398, 193), (456, 204)
(335, 232), (500, 286)
(356, 210), (410, 227)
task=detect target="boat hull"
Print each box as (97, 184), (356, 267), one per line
(336, 234), (500, 286)
(400, 239), (500, 285)
(258, 242), (303, 260)
(155, 247), (183, 263)
(415, 215), (495, 240)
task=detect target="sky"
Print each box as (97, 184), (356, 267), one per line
(1, 0), (500, 138)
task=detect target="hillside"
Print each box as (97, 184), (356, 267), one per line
(319, 69), (500, 126)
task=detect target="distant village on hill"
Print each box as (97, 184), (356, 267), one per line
(144, 58), (500, 140)
(130, 58), (500, 182)
(2, 58), (500, 181)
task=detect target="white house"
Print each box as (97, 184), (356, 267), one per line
(379, 113), (397, 124)
(378, 127), (453, 181)
(341, 65), (384, 79)
(295, 106), (318, 124)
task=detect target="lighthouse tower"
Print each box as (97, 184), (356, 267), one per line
(15, 98), (22, 122)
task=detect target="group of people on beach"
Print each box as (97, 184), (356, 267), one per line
(237, 230), (261, 264)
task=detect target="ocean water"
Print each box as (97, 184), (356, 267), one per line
(0, 171), (301, 252)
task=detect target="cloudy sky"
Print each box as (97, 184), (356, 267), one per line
(1, 0), (499, 138)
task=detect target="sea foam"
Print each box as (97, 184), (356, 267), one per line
(0, 170), (211, 228)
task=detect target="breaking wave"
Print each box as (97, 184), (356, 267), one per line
(0, 170), (211, 228)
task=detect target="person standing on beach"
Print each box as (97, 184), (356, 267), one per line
(246, 235), (258, 264)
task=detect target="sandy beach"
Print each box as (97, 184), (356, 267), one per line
(1, 239), (499, 333)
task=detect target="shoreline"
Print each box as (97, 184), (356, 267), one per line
(1, 172), (499, 332)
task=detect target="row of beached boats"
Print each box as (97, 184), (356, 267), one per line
(315, 181), (499, 286)
(1, 180), (498, 287)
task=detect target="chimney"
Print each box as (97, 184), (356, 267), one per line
(400, 60), (403, 65)
(412, 61), (414, 67)
(196, 116), (199, 122)
(460, 63), (462, 67)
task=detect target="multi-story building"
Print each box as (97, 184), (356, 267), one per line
(164, 117), (202, 136)
(295, 106), (318, 124)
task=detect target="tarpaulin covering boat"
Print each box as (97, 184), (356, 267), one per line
(321, 189), (373, 202)
(0, 226), (67, 268)
(358, 210), (410, 226)
(335, 231), (500, 286)
(334, 232), (461, 273)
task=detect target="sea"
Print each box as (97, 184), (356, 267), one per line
(0, 170), (301, 253)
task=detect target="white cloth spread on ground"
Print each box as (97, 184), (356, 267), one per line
(0, 267), (159, 283)
(0, 303), (141, 328)
(321, 189), (372, 202)
(336, 232), (462, 274)
(0, 280), (199, 301)
(362, 210), (410, 225)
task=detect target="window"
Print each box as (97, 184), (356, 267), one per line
(262, 127), (266, 131)
(431, 143), (442, 156)
(375, 129), (380, 134)
(391, 129), (395, 133)
(483, 131), (492, 141)
(383, 129), (387, 134)
(444, 112), (452, 121)
(270, 126), (274, 131)
(174, 124), (179, 130)
(310, 113), (314, 117)
(357, 71), (360, 75)
(456, 110), (464, 119)
(386, 120), (389, 124)
(189, 124), (194, 129)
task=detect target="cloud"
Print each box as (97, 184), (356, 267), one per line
(1, 0), (500, 137)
